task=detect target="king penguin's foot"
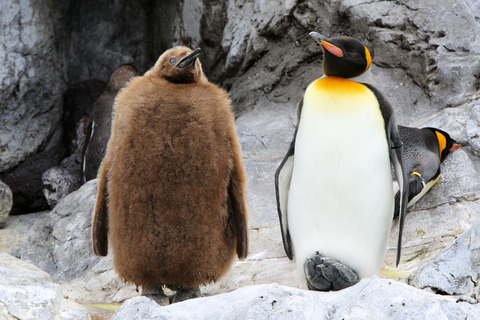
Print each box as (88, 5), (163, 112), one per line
(142, 286), (170, 306)
(304, 252), (360, 291)
(171, 286), (201, 303)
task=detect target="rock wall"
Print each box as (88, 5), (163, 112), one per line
(3, 0), (480, 173)
(0, 0), (64, 172)
(4, 0), (480, 214)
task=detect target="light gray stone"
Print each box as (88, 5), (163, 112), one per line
(0, 252), (89, 320)
(0, 211), (45, 255)
(112, 278), (480, 320)
(0, 181), (12, 223)
(18, 180), (100, 281)
(409, 222), (480, 300)
(17, 179), (139, 304)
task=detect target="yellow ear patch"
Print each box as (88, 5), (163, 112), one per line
(435, 131), (447, 157)
(364, 47), (372, 70)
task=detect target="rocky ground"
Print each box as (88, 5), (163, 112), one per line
(2, 0), (480, 319)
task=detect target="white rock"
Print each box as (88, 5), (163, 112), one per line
(410, 222), (480, 299)
(112, 278), (480, 320)
(0, 252), (89, 320)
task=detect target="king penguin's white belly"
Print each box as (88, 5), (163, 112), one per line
(288, 77), (394, 284)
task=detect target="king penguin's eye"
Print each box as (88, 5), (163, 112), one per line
(169, 57), (177, 64)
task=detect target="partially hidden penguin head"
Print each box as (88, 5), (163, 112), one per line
(108, 64), (137, 93)
(309, 31), (371, 78)
(151, 46), (203, 84)
(425, 127), (463, 162)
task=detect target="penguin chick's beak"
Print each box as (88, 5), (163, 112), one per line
(177, 48), (201, 69)
(309, 32), (344, 57)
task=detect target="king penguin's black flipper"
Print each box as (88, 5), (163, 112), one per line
(390, 125), (409, 266)
(362, 84), (408, 267)
(274, 98), (303, 260)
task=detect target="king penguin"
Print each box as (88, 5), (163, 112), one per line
(275, 32), (409, 291)
(393, 126), (462, 218)
(92, 47), (249, 304)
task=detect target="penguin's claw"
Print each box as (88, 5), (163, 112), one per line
(304, 252), (359, 291)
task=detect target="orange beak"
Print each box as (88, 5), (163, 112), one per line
(449, 143), (462, 152)
(320, 40), (344, 57)
(309, 31), (344, 57)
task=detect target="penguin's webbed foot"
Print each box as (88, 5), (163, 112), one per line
(171, 286), (201, 303)
(304, 252), (359, 291)
(142, 286), (170, 306)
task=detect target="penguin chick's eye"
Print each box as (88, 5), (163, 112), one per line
(169, 57), (177, 64)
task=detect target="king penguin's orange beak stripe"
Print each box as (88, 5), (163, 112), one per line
(450, 143), (462, 152)
(321, 40), (344, 57)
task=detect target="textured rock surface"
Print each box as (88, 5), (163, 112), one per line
(0, 212), (44, 255)
(17, 180), (139, 304)
(0, 0), (65, 172)
(18, 180), (102, 281)
(112, 278), (480, 320)
(0, 181), (12, 223)
(0, 252), (90, 320)
(409, 221), (480, 301)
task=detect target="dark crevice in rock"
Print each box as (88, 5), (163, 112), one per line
(431, 286), (450, 296)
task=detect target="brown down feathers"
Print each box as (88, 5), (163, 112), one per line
(91, 47), (249, 289)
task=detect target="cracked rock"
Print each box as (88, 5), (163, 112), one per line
(409, 221), (480, 301)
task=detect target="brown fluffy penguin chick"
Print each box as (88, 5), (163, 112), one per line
(92, 47), (249, 304)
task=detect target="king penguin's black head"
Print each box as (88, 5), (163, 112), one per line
(425, 127), (462, 162)
(309, 32), (371, 78)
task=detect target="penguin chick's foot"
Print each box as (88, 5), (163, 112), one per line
(142, 286), (171, 306)
(171, 286), (201, 303)
(304, 252), (360, 291)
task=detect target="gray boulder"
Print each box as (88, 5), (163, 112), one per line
(0, 212), (45, 255)
(0, 252), (89, 320)
(409, 221), (480, 301)
(112, 278), (480, 320)
(17, 179), (139, 304)
(18, 180), (100, 281)
(0, 181), (12, 224)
